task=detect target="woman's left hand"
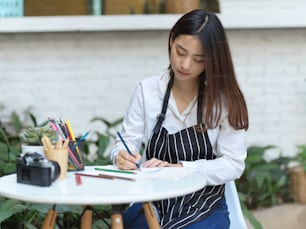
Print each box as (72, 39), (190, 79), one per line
(142, 158), (182, 168)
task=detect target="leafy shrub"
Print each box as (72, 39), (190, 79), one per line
(20, 125), (58, 146)
(237, 145), (293, 209)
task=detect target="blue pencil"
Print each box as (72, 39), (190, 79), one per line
(80, 130), (90, 141)
(116, 131), (140, 169)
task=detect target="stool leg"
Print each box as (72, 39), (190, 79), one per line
(142, 202), (160, 229)
(42, 209), (57, 229)
(81, 206), (93, 229)
(111, 213), (124, 229)
(111, 205), (123, 229)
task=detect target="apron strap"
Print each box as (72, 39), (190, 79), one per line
(153, 77), (173, 134)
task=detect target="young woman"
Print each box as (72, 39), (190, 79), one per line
(110, 9), (249, 229)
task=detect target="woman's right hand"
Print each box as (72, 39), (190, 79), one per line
(115, 150), (141, 170)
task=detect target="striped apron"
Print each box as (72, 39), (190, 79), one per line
(146, 78), (225, 229)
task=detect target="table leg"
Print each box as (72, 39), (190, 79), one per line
(142, 202), (160, 229)
(42, 208), (57, 229)
(81, 206), (93, 229)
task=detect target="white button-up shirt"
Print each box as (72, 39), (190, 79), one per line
(110, 70), (247, 186)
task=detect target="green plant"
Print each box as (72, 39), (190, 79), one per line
(291, 145), (306, 171)
(84, 116), (124, 166)
(0, 111), (24, 176)
(0, 196), (86, 228)
(237, 145), (293, 210)
(0, 197), (29, 226)
(239, 193), (263, 229)
(20, 125), (58, 146)
(235, 145), (295, 229)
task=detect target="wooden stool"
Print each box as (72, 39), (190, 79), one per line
(81, 206), (93, 229)
(42, 208), (57, 229)
(143, 202), (160, 229)
(43, 202), (160, 228)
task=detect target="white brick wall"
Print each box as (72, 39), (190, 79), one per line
(228, 29), (306, 156)
(0, 31), (169, 137)
(0, 28), (305, 156)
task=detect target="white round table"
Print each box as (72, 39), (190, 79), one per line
(0, 166), (207, 228)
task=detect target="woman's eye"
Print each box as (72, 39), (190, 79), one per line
(194, 58), (204, 63)
(176, 49), (185, 56)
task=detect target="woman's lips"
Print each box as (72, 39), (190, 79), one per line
(178, 70), (190, 76)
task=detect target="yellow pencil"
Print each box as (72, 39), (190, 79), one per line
(66, 119), (76, 141)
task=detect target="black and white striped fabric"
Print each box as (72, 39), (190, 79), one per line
(146, 78), (225, 229)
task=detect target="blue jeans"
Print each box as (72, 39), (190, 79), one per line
(123, 197), (230, 229)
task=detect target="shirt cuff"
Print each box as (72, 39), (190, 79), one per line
(180, 160), (198, 170)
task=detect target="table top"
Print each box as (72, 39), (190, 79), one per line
(0, 166), (207, 205)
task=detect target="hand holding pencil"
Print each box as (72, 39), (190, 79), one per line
(116, 132), (141, 170)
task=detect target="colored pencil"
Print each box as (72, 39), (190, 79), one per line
(75, 173), (135, 181)
(116, 132), (140, 169)
(94, 167), (136, 174)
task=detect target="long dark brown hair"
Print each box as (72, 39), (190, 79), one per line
(168, 9), (249, 130)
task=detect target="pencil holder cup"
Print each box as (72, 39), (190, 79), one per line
(44, 149), (68, 180)
(67, 139), (85, 171)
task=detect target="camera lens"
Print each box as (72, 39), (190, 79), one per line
(50, 161), (61, 181)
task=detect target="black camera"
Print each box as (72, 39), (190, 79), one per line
(16, 152), (60, 187)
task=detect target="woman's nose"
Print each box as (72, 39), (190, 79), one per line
(181, 56), (191, 71)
